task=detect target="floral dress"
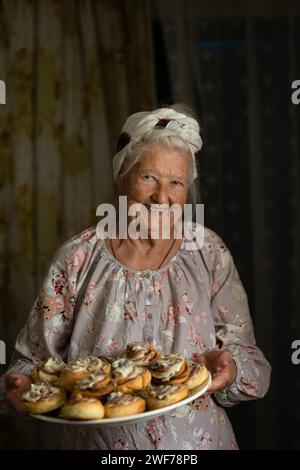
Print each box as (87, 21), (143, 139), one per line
(1, 225), (271, 450)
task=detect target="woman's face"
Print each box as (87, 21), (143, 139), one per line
(120, 144), (192, 238)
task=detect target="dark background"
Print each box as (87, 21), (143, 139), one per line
(1, 0), (300, 449)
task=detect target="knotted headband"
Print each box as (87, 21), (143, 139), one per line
(112, 107), (203, 181)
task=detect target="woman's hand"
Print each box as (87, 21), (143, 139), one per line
(196, 349), (238, 395)
(5, 373), (31, 414)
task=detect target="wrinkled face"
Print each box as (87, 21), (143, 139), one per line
(119, 144), (192, 238)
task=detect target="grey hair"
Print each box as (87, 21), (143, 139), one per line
(116, 103), (201, 209)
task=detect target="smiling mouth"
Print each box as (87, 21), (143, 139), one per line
(144, 204), (170, 213)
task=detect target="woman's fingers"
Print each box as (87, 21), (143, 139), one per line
(5, 373), (31, 413)
(6, 373), (21, 390)
(195, 354), (207, 366)
(6, 373), (30, 391)
(5, 390), (27, 414)
(196, 350), (237, 394)
(207, 369), (229, 393)
(5, 374), (31, 414)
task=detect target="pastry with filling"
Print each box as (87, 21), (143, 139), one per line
(31, 357), (66, 384)
(104, 391), (146, 418)
(60, 397), (105, 420)
(22, 383), (66, 414)
(125, 342), (161, 366)
(72, 372), (115, 399)
(111, 358), (151, 393)
(150, 354), (190, 385)
(145, 384), (188, 410)
(184, 361), (209, 390)
(58, 356), (111, 392)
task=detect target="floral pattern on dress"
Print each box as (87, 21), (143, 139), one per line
(3, 224), (271, 450)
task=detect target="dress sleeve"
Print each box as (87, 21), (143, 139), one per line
(206, 236), (271, 407)
(0, 240), (78, 411)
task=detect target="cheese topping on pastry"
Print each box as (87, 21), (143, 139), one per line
(111, 359), (135, 379)
(22, 384), (61, 402)
(150, 354), (185, 380)
(111, 358), (146, 382)
(125, 342), (159, 365)
(148, 384), (185, 400)
(75, 373), (107, 389)
(41, 357), (65, 374)
(66, 356), (104, 372)
(127, 366), (145, 379)
(127, 342), (150, 358)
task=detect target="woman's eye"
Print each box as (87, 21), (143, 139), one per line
(141, 175), (154, 182)
(172, 181), (183, 187)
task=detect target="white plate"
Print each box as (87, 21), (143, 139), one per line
(30, 372), (211, 427)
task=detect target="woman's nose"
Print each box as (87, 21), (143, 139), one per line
(151, 183), (170, 204)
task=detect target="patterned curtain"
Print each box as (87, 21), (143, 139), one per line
(0, 0), (155, 449)
(154, 0), (300, 450)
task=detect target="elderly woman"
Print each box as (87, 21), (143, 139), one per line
(3, 105), (270, 450)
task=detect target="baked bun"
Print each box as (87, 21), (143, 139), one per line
(111, 358), (151, 393)
(150, 354), (189, 384)
(58, 356), (111, 392)
(22, 383), (66, 414)
(184, 361), (209, 390)
(104, 392), (145, 418)
(31, 357), (66, 384)
(145, 384), (188, 410)
(125, 342), (161, 366)
(72, 373), (115, 399)
(60, 397), (105, 420)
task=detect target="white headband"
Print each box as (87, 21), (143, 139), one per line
(113, 107), (203, 181)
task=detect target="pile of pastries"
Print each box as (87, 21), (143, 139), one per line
(22, 342), (209, 420)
